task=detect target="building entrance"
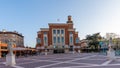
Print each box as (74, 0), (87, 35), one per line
(53, 49), (64, 53)
(69, 46), (73, 51)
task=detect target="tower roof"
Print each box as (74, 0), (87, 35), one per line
(67, 15), (73, 23)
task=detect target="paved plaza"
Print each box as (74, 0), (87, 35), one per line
(0, 53), (120, 68)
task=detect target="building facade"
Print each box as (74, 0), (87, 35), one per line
(0, 41), (7, 58)
(0, 41), (16, 58)
(36, 16), (80, 53)
(0, 30), (24, 47)
(106, 33), (120, 40)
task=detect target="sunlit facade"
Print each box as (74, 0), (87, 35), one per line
(0, 30), (24, 47)
(0, 41), (16, 58)
(36, 16), (80, 53)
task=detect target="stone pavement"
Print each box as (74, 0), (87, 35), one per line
(0, 53), (120, 68)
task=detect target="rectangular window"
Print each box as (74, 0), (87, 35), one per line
(76, 38), (79, 43)
(53, 37), (56, 43)
(61, 30), (64, 34)
(69, 32), (73, 45)
(57, 30), (60, 34)
(37, 38), (41, 44)
(44, 37), (47, 44)
(44, 32), (47, 34)
(70, 37), (73, 43)
(57, 37), (60, 43)
(69, 32), (72, 34)
(61, 37), (64, 43)
(69, 36), (73, 45)
(12, 35), (16, 37)
(53, 30), (56, 34)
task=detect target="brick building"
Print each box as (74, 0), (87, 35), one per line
(36, 16), (80, 53)
(0, 30), (24, 47)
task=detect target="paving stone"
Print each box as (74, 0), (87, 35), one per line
(0, 53), (120, 68)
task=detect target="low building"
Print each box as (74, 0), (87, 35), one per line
(0, 30), (24, 47)
(106, 33), (120, 40)
(80, 40), (88, 48)
(0, 41), (37, 58)
(0, 41), (16, 58)
(36, 16), (81, 53)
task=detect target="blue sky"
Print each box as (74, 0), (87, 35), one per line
(0, 0), (120, 47)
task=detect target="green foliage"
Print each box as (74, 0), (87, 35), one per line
(86, 33), (102, 49)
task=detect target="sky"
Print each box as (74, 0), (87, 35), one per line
(0, 0), (120, 47)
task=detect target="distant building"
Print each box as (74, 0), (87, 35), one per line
(106, 33), (120, 40)
(0, 30), (24, 47)
(36, 16), (80, 53)
(80, 40), (88, 48)
(0, 41), (16, 58)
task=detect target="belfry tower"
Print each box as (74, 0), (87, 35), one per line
(67, 15), (73, 29)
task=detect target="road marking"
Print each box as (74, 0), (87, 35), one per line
(53, 62), (120, 68)
(2, 53), (119, 68)
(35, 55), (96, 68)
(12, 65), (24, 68)
(17, 61), (40, 65)
(2, 62), (6, 64)
(101, 60), (113, 65)
(65, 62), (98, 66)
(1, 62), (24, 68)
(51, 63), (120, 68)
(53, 67), (71, 68)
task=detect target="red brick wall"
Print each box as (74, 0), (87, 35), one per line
(74, 33), (78, 45)
(37, 23), (79, 47)
(67, 23), (73, 29)
(49, 24), (69, 45)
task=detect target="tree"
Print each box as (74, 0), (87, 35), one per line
(86, 33), (102, 50)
